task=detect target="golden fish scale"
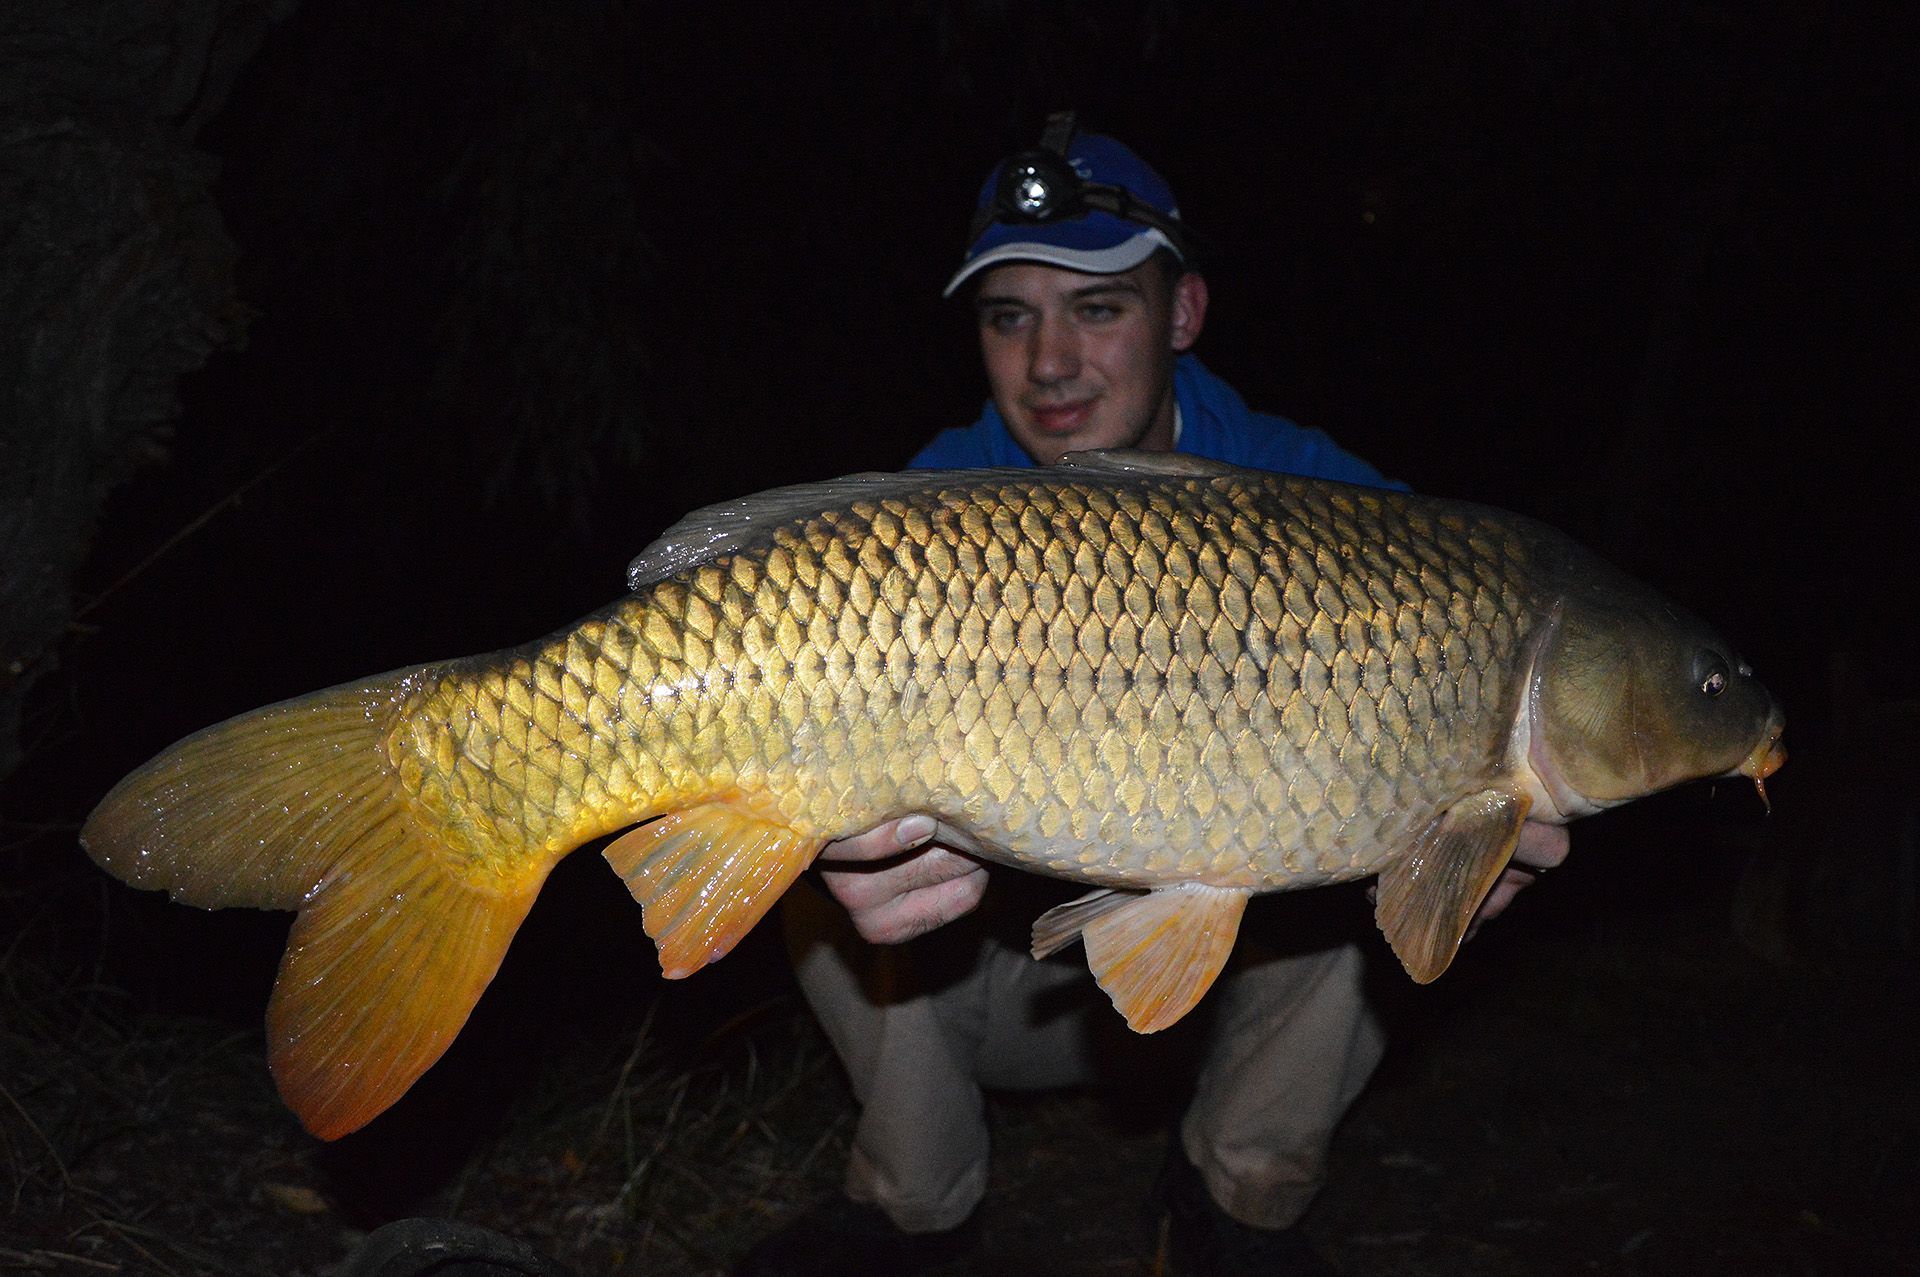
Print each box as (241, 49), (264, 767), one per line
(391, 473), (1549, 891)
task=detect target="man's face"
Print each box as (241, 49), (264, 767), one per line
(973, 260), (1207, 466)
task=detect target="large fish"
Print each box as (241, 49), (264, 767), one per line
(82, 451), (1784, 1139)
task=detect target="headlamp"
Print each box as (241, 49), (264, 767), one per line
(1001, 151), (1080, 220)
(965, 111), (1195, 262)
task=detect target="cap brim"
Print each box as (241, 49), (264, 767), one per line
(943, 227), (1178, 298)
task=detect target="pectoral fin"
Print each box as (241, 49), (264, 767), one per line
(1375, 788), (1530, 983)
(1032, 884), (1250, 1033)
(605, 802), (824, 979)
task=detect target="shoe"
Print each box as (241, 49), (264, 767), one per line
(1155, 1142), (1339, 1276)
(336, 1217), (575, 1276)
(734, 1196), (979, 1275)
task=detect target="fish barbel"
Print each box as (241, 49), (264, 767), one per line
(81, 451), (1785, 1138)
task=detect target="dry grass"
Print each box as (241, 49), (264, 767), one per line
(439, 1001), (855, 1274)
(2, 873), (300, 1275)
(0, 853), (855, 1274)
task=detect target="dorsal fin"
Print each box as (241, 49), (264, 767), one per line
(1056, 449), (1241, 479)
(626, 468), (1017, 590)
(625, 452), (1244, 592)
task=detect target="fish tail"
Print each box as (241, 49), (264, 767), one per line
(81, 671), (554, 1140)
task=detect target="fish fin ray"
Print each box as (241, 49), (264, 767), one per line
(1030, 887), (1144, 958)
(1070, 885), (1249, 1033)
(628, 469), (1023, 590)
(625, 456), (1246, 590)
(270, 842), (549, 1140)
(604, 803), (823, 978)
(80, 674), (425, 909)
(1056, 449), (1240, 478)
(1375, 789), (1530, 983)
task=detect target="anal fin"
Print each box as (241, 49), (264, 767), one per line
(1375, 788), (1530, 983)
(1031, 886), (1142, 958)
(1033, 884), (1250, 1033)
(605, 802), (824, 978)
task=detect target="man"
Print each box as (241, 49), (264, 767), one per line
(740, 116), (1570, 1277)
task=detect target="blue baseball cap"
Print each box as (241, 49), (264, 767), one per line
(944, 128), (1190, 298)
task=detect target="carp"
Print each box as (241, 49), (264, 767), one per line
(82, 451), (1784, 1139)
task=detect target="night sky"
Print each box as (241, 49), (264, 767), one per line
(3, 2), (1914, 1260)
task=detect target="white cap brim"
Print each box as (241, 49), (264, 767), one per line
(942, 228), (1177, 298)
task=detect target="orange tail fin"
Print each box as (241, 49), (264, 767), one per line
(80, 673), (553, 1140)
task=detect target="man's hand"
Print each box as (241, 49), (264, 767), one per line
(814, 816), (990, 944)
(1465, 821), (1571, 939)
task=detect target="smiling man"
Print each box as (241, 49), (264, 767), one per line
(968, 259), (1198, 460)
(910, 124), (1398, 489)
(740, 117), (1570, 1277)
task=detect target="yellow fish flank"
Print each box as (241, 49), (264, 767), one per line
(82, 451), (1785, 1139)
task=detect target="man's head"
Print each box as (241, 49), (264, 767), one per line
(949, 117), (1207, 464)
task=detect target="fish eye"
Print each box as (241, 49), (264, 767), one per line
(1693, 650), (1730, 697)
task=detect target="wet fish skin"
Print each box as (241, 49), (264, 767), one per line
(80, 451), (1784, 1139)
(404, 461), (1527, 888)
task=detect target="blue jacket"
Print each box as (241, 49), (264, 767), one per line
(910, 354), (1406, 491)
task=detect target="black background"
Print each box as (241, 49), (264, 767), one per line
(62, 4), (1910, 732)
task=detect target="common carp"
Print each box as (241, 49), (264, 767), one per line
(82, 451), (1784, 1139)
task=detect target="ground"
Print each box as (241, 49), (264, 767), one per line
(4, 789), (1916, 1276)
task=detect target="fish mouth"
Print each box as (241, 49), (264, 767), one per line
(1734, 713), (1788, 811)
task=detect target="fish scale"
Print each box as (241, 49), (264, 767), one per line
(391, 467), (1542, 893)
(81, 450), (1784, 1138)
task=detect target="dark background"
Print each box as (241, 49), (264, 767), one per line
(43, 3), (1917, 722)
(3, 3), (1914, 1272)
(28, 3), (1916, 737)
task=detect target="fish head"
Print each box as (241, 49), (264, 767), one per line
(1532, 571), (1785, 812)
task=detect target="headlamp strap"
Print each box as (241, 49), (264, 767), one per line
(1038, 110), (1078, 157)
(964, 112), (1196, 264)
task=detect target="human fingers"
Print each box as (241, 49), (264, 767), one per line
(1511, 821), (1570, 871)
(834, 858), (991, 944)
(1464, 866), (1540, 939)
(820, 843), (985, 913)
(814, 815), (939, 864)
(812, 815), (991, 942)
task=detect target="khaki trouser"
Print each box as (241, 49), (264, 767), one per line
(782, 871), (1387, 1234)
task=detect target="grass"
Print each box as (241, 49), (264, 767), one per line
(0, 848), (856, 1274)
